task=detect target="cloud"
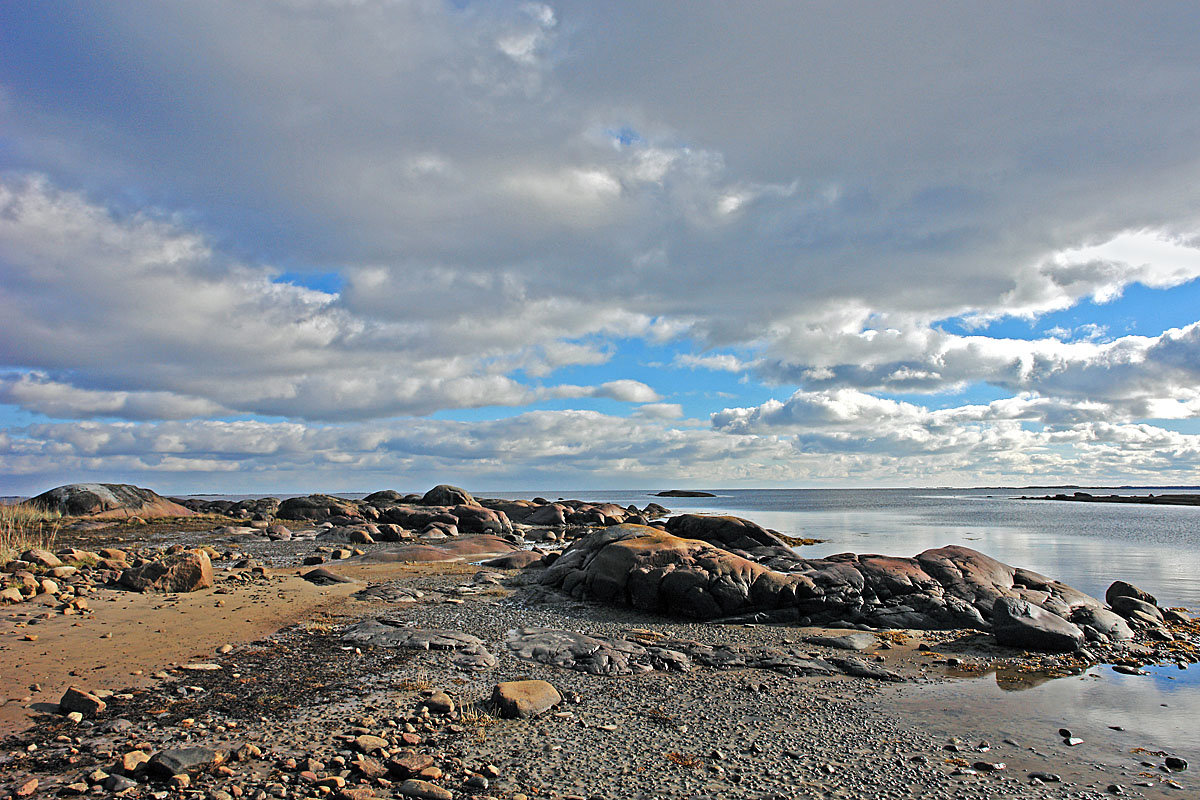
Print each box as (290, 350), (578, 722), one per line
(4, 407), (1200, 496)
(632, 402), (683, 420)
(547, 380), (660, 403)
(4, 3), (1200, 487)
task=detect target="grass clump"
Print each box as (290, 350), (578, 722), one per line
(0, 502), (62, 563)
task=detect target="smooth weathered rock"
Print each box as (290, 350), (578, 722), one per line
(1071, 606), (1135, 641)
(277, 494), (359, 521)
(354, 735), (389, 754)
(353, 535), (517, 564)
(806, 633), (877, 651)
(992, 597), (1084, 652)
(398, 779), (452, 800)
(422, 691), (455, 715)
(147, 747), (222, 777)
(491, 680), (562, 718)
(60, 686), (106, 717)
(1106, 580), (1157, 608)
(664, 514), (794, 556)
(540, 524), (1103, 632)
(526, 503), (569, 526)
(1109, 595), (1164, 624)
(302, 567), (357, 585)
(30, 483), (193, 519)
(120, 549), (213, 593)
(420, 484), (475, 507)
(480, 551), (545, 569)
(20, 548), (62, 568)
(388, 753), (435, 778)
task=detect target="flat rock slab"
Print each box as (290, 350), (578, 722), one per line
(352, 535), (518, 564)
(301, 567), (358, 585)
(505, 627), (900, 681)
(480, 551), (545, 569)
(354, 583), (432, 603)
(805, 633), (878, 651)
(342, 620), (496, 671)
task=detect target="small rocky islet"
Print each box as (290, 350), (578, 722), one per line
(1, 483), (1196, 799)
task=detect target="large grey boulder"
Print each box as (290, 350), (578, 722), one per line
(420, 484), (475, 506)
(276, 494), (359, 521)
(1106, 580), (1157, 607)
(30, 483), (192, 519)
(1071, 606), (1135, 641)
(992, 597), (1085, 652)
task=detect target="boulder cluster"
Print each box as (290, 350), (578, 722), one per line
(178, 484), (669, 547)
(537, 521), (1185, 652)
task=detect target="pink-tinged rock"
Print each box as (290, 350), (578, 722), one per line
(119, 549), (213, 593)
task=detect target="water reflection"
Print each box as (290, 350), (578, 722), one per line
(901, 664), (1200, 756)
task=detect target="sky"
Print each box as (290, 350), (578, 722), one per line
(3, 2), (1200, 494)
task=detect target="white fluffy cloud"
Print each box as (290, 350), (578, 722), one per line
(4, 3), (1200, 488)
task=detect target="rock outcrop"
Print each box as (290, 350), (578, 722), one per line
(664, 514), (795, 558)
(539, 524), (1105, 643)
(29, 483), (193, 519)
(276, 494), (359, 521)
(420, 484), (475, 507)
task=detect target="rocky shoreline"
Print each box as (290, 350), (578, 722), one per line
(1, 483), (1197, 799)
(1022, 492), (1200, 507)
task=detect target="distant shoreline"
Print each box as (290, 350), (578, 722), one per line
(1022, 491), (1200, 507)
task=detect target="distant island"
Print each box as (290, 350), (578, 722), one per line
(1023, 491), (1200, 506)
(653, 489), (716, 497)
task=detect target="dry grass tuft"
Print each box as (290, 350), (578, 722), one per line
(0, 502), (62, 563)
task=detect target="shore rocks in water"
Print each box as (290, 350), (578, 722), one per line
(539, 524), (1106, 643)
(654, 490), (716, 497)
(1071, 606), (1135, 641)
(119, 549), (213, 593)
(30, 483), (193, 519)
(991, 597), (1084, 652)
(1106, 580), (1157, 607)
